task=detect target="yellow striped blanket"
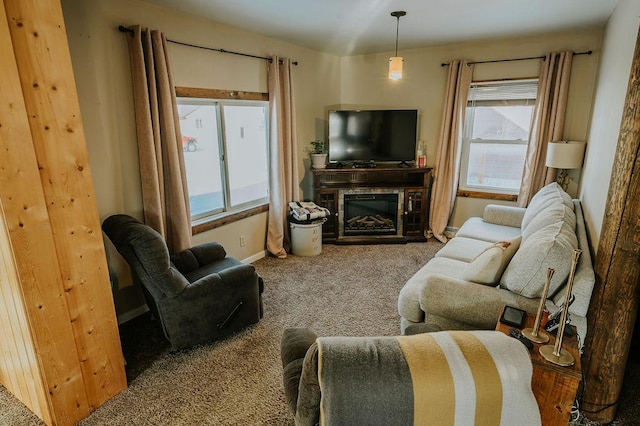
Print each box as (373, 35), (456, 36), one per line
(316, 330), (540, 426)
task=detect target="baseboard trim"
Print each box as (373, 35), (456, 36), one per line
(243, 250), (267, 264)
(117, 305), (149, 325)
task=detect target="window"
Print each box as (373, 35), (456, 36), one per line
(459, 79), (538, 195)
(177, 97), (269, 223)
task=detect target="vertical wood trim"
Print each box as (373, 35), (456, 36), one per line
(4, 0), (127, 413)
(0, 1), (86, 424)
(582, 26), (640, 423)
(0, 206), (50, 423)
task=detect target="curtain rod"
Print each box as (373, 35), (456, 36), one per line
(440, 50), (592, 67)
(118, 25), (298, 65)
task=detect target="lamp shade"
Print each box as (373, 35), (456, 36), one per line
(389, 56), (403, 80)
(545, 141), (586, 169)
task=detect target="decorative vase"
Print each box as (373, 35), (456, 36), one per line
(311, 153), (327, 169)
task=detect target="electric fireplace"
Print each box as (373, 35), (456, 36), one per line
(339, 189), (404, 238)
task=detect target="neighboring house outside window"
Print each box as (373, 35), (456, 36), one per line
(459, 79), (538, 197)
(177, 95), (269, 230)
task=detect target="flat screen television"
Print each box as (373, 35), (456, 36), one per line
(328, 109), (418, 164)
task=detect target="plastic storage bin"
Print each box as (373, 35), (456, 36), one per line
(290, 221), (322, 256)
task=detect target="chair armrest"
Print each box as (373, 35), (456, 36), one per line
(420, 274), (540, 329)
(170, 242), (227, 273)
(179, 264), (256, 297)
(483, 205), (526, 228)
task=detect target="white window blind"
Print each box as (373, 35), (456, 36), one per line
(460, 79), (538, 194)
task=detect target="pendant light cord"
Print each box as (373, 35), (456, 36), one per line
(395, 16), (400, 56)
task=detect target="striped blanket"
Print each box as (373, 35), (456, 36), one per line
(316, 330), (540, 426)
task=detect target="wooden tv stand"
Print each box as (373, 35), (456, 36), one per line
(312, 166), (433, 243)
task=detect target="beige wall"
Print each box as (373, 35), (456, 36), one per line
(61, 0), (635, 320)
(580, 0), (640, 253)
(340, 29), (602, 228)
(60, 0), (341, 318)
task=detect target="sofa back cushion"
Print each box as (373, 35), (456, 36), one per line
(522, 203), (576, 242)
(521, 183), (573, 232)
(500, 221), (578, 298)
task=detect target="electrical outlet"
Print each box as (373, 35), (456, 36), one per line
(240, 235), (246, 247)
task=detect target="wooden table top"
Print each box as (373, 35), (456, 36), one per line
(495, 307), (582, 380)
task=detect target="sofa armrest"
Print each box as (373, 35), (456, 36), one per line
(295, 342), (321, 426)
(281, 328), (318, 369)
(281, 328), (318, 417)
(420, 274), (540, 329)
(483, 205), (526, 228)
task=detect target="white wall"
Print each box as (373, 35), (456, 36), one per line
(580, 0), (640, 253)
(340, 29), (602, 228)
(61, 0), (341, 317)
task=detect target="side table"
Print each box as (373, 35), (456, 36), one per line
(495, 307), (581, 426)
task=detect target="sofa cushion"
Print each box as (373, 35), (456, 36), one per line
(522, 203), (576, 242)
(521, 183), (573, 232)
(500, 221), (578, 298)
(455, 217), (522, 243)
(435, 237), (494, 262)
(398, 257), (468, 322)
(461, 237), (522, 285)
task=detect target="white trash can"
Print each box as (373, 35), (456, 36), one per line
(290, 221), (323, 256)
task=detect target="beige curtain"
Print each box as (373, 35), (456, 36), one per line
(518, 51), (573, 206)
(429, 60), (474, 243)
(267, 56), (300, 258)
(127, 25), (192, 253)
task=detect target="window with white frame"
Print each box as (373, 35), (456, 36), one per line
(177, 98), (269, 222)
(459, 79), (538, 195)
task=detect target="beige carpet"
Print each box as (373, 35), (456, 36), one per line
(0, 242), (442, 425)
(2, 241), (639, 425)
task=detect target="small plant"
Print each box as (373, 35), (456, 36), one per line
(309, 140), (326, 154)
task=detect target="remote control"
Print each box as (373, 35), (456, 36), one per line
(509, 328), (534, 350)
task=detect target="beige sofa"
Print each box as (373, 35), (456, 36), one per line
(398, 183), (595, 344)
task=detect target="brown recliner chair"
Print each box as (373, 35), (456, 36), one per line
(103, 214), (263, 350)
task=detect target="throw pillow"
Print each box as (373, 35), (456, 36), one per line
(461, 237), (522, 285)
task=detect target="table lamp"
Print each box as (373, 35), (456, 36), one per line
(545, 141), (586, 191)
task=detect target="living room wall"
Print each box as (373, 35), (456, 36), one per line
(60, 0), (341, 318)
(580, 0), (640, 253)
(340, 29), (602, 229)
(60, 0), (638, 322)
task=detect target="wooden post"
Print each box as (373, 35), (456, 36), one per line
(581, 27), (640, 423)
(0, 0), (126, 424)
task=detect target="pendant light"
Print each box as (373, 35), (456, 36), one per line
(389, 11), (406, 80)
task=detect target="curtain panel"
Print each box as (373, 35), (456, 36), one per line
(429, 60), (474, 243)
(267, 56), (300, 258)
(518, 51), (573, 206)
(126, 25), (192, 253)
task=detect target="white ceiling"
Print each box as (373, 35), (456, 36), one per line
(141, 0), (619, 56)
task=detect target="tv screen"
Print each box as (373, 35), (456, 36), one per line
(328, 109), (418, 164)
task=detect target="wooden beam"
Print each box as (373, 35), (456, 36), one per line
(581, 26), (640, 423)
(0, 2), (85, 423)
(0, 0), (127, 424)
(176, 86), (269, 101)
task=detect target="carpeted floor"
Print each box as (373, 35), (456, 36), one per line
(1, 242), (639, 425)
